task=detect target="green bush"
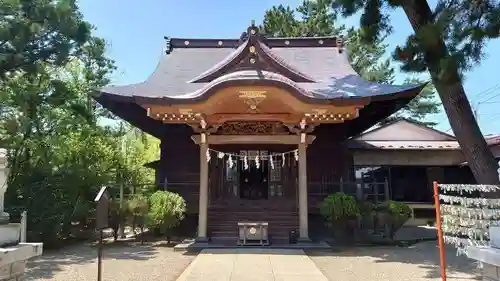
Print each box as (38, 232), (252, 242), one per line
(357, 201), (375, 217)
(385, 200), (412, 238)
(127, 194), (149, 244)
(320, 192), (360, 222)
(148, 191), (186, 244)
(128, 194), (149, 218)
(387, 200), (411, 222)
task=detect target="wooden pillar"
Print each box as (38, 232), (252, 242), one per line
(197, 133), (209, 242)
(298, 133), (310, 241)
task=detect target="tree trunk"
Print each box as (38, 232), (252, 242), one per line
(401, 0), (499, 187)
(140, 225), (145, 245)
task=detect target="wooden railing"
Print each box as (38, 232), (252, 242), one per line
(308, 178), (389, 199)
(307, 178), (390, 209)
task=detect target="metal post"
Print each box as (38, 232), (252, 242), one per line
(97, 229), (103, 281)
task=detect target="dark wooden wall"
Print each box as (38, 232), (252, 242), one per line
(306, 124), (352, 211)
(159, 125), (200, 212)
(156, 123), (353, 214)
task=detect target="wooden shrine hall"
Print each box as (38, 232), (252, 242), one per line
(94, 23), (426, 244)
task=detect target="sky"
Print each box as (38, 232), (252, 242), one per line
(79, 0), (500, 135)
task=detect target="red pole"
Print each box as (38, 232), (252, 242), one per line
(433, 181), (447, 281)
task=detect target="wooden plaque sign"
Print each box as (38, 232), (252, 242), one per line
(94, 186), (110, 230)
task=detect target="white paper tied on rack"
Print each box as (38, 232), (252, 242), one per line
(442, 214), (498, 229)
(437, 183), (500, 257)
(439, 194), (500, 207)
(443, 235), (489, 256)
(439, 184), (500, 194)
(441, 204), (500, 220)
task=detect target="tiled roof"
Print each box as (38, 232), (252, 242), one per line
(98, 26), (424, 102)
(486, 135), (500, 146)
(349, 120), (500, 150)
(349, 140), (461, 150)
(93, 25), (426, 138)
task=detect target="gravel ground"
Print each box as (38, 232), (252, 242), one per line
(21, 241), (196, 281)
(308, 241), (481, 281)
(20, 240), (479, 281)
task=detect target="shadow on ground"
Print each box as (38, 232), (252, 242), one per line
(307, 241), (480, 280)
(24, 240), (160, 280)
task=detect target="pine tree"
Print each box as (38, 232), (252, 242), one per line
(330, 0), (500, 185)
(0, 0), (93, 77)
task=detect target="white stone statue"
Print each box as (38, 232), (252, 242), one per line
(0, 148), (9, 223)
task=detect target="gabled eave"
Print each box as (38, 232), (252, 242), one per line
(188, 24), (318, 84)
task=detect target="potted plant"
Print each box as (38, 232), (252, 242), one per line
(319, 192), (360, 241)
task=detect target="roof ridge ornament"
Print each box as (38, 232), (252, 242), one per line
(336, 37), (344, 54)
(247, 20), (258, 36)
(188, 23), (316, 83)
(164, 37), (172, 54)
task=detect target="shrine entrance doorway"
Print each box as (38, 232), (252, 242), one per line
(239, 158), (269, 200)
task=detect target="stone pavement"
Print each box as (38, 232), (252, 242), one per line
(175, 248), (328, 281)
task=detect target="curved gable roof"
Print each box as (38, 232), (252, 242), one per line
(188, 35), (316, 83)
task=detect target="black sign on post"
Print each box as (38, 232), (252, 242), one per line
(94, 186), (109, 281)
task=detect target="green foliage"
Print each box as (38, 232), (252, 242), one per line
(386, 200), (412, 222)
(320, 192), (360, 222)
(330, 0), (500, 77)
(261, 0), (394, 83)
(382, 78), (441, 126)
(383, 200), (412, 238)
(0, 0), (158, 245)
(357, 200), (375, 217)
(108, 199), (129, 241)
(127, 194), (149, 243)
(148, 191), (186, 235)
(128, 194), (149, 218)
(0, 0), (94, 77)
(260, 0), (441, 123)
(330, 0), (500, 185)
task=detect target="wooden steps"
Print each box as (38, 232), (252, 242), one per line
(207, 198), (299, 242)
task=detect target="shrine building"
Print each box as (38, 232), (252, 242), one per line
(94, 23), (427, 244)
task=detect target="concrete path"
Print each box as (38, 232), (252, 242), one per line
(175, 248), (328, 281)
